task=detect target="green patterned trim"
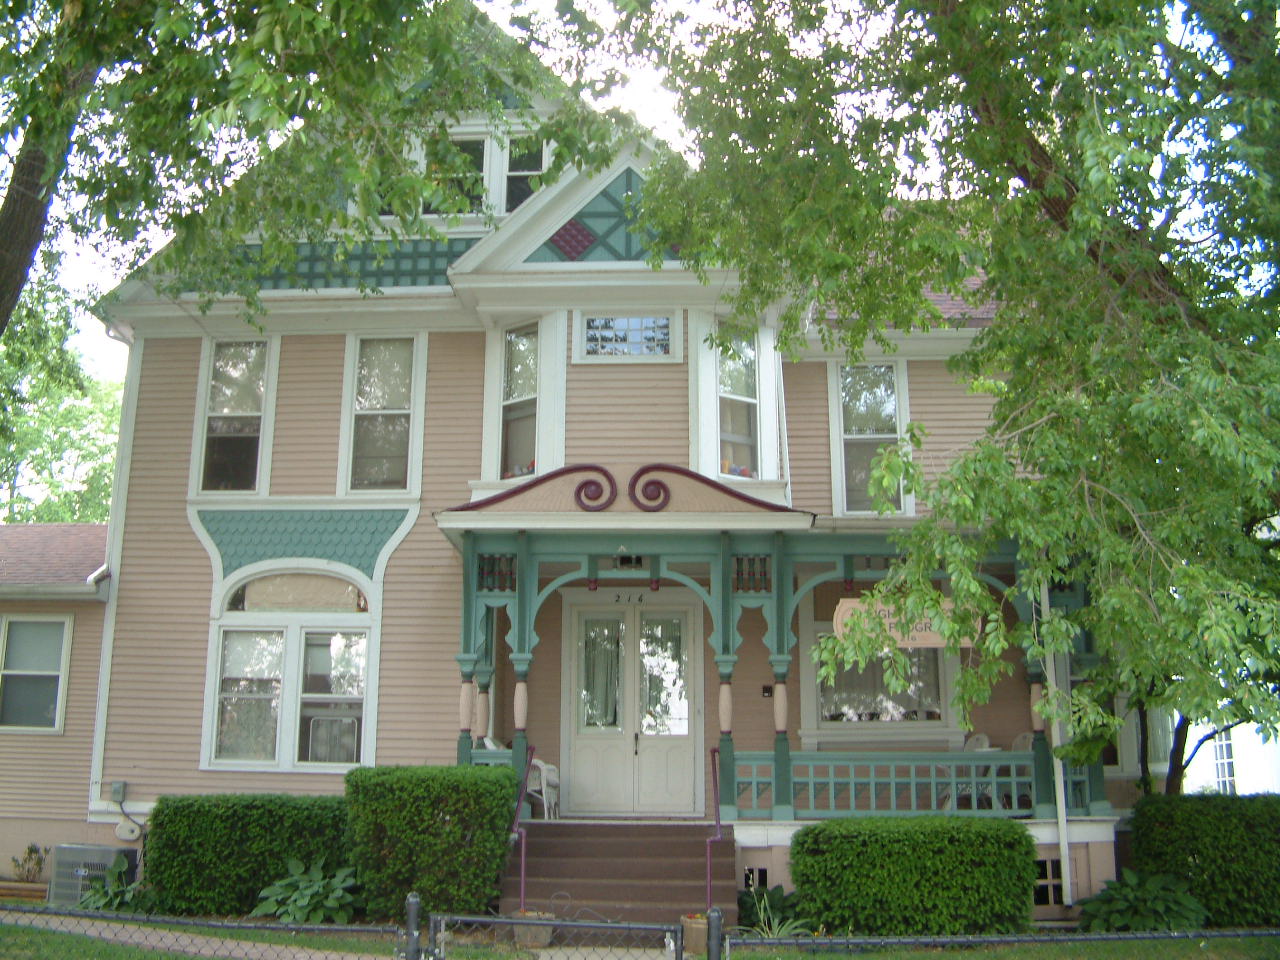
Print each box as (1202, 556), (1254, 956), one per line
(198, 509), (410, 578)
(252, 237), (480, 290)
(526, 168), (653, 263)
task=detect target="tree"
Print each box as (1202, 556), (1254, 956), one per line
(0, 0), (622, 330)
(0, 264), (118, 523)
(573, 0), (1280, 787)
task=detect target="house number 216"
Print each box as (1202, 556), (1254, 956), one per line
(614, 593), (646, 603)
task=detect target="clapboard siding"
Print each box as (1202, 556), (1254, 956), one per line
(908, 360), (995, 488)
(270, 334), (344, 495)
(783, 360), (833, 514)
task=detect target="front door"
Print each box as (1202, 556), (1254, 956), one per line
(564, 594), (701, 815)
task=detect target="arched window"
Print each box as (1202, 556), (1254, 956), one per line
(206, 572), (372, 771)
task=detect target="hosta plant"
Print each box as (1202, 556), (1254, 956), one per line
(79, 852), (154, 914)
(249, 857), (362, 925)
(1078, 868), (1207, 932)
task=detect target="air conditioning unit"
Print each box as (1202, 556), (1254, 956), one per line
(48, 844), (138, 906)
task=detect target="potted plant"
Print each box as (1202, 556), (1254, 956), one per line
(512, 908), (555, 947)
(681, 912), (708, 955)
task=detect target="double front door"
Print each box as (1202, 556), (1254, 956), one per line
(563, 593), (702, 815)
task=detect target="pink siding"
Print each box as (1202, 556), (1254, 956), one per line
(270, 334), (344, 495)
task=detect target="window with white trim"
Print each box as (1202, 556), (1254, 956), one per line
(505, 137), (545, 213)
(202, 340), (267, 492)
(207, 573), (371, 770)
(819, 649), (943, 723)
(424, 138), (486, 215)
(576, 314), (681, 362)
(501, 325), (539, 479)
(835, 363), (906, 513)
(349, 337), (414, 490)
(0, 616), (71, 731)
(718, 336), (759, 478)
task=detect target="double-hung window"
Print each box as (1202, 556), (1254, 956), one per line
(209, 573), (371, 770)
(506, 137), (545, 213)
(718, 337), (759, 478)
(0, 616), (71, 731)
(501, 325), (539, 479)
(838, 363), (905, 512)
(202, 340), (268, 492)
(350, 338), (414, 490)
(424, 138), (486, 214)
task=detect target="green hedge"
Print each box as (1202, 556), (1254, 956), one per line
(145, 794), (348, 916)
(790, 817), (1037, 934)
(346, 764), (517, 919)
(1132, 793), (1280, 927)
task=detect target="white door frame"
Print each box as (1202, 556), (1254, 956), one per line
(558, 586), (705, 817)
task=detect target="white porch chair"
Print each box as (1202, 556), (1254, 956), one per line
(527, 758), (560, 819)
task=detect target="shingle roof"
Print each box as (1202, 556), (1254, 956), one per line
(0, 523), (108, 587)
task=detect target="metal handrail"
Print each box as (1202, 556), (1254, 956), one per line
(706, 746), (723, 912)
(509, 743), (536, 913)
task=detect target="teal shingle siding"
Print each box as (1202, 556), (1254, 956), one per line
(255, 237), (480, 290)
(198, 509), (410, 578)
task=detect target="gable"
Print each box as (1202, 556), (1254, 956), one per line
(524, 168), (650, 263)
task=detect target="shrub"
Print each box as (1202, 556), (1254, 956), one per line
(1077, 868), (1207, 932)
(145, 794), (348, 916)
(1131, 793), (1280, 928)
(790, 816), (1036, 935)
(346, 764), (517, 920)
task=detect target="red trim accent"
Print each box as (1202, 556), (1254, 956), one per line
(449, 465), (618, 513)
(626, 463), (799, 513)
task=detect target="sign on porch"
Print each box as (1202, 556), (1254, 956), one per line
(832, 596), (970, 648)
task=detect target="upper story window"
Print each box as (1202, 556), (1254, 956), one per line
(506, 137), (546, 213)
(0, 616), (71, 732)
(833, 362), (908, 514)
(718, 336), (759, 478)
(574, 313), (682, 363)
(202, 340), (268, 492)
(690, 316), (783, 491)
(350, 338), (414, 491)
(207, 572), (372, 771)
(424, 138), (486, 215)
(502, 325), (539, 479)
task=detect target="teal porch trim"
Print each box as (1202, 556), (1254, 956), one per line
(198, 508), (409, 578)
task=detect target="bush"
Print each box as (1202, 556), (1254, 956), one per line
(346, 764), (517, 920)
(1077, 868), (1207, 932)
(790, 816), (1036, 935)
(145, 794), (348, 916)
(1131, 793), (1280, 928)
(249, 857), (362, 924)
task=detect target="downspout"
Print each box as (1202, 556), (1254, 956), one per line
(1040, 579), (1074, 906)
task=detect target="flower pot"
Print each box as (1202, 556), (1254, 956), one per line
(513, 912), (555, 948)
(681, 915), (708, 955)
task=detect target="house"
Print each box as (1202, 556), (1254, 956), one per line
(0, 112), (1143, 921)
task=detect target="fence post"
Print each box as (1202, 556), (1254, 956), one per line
(707, 906), (723, 960)
(405, 892), (421, 960)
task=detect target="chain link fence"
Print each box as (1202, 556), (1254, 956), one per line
(421, 911), (682, 960)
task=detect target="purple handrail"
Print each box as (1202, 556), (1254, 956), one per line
(706, 746), (723, 912)
(509, 744), (536, 913)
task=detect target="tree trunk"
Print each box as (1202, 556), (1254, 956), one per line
(1165, 714), (1191, 796)
(0, 123), (70, 337)
(1136, 700), (1152, 795)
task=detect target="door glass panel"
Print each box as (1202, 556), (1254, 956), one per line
(639, 616), (687, 735)
(580, 618), (622, 729)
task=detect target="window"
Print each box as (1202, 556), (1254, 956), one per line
(506, 137), (545, 213)
(202, 340), (267, 491)
(207, 573), (371, 770)
(575, 314), (682, 362)
(501, 325), (538, 479)
(350, 338), (414, 490)
(718, 337), (759, 478)
(424, 138), (486, 214)
(1212, 729), (1237, 795)
(0, 617), (71, 731)
(837, 363), (905, 512)
(819, 649), (942, 723)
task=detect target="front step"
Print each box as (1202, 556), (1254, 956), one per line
(499, 821), (738, 925)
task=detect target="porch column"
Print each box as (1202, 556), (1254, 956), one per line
(771, 671), (793, 820)
(457, 673), (474, 765)
(472, 678), (490, 746)
(717, 668), (736, 822)
(768, 535), (794, 820)
(1029, 680), (1056, 818)
(511, 667), (529, 779)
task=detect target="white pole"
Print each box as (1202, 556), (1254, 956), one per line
(1040, 579), (1074, 906)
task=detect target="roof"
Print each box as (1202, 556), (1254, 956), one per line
(0, 524), (109, 597)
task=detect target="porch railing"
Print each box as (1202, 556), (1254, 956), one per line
(734, 750), (1041, 819)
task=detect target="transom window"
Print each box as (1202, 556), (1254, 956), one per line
(585, 316), (671, 357)
(502, 325), (538, 479)
(207, 573), (371, 770)
(718, 337), (759, 478)
(0, 617), (71, 731)
(350, 337), (414, 490)
(839, 364), (903, 512)
(202, 341), (267, 492)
